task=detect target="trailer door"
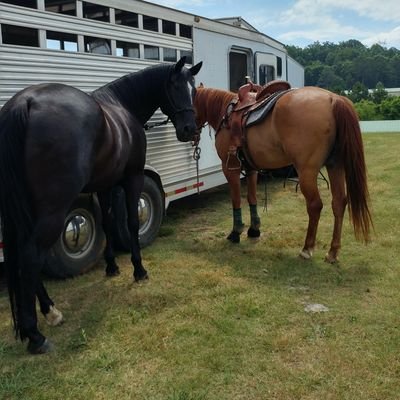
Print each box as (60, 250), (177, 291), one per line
(255, 52), (277, 85)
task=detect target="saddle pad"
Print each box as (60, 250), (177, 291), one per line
(246, 89), (291, 128)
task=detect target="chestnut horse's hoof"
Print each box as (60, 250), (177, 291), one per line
(299, 249), (313, 259)
(325, 252), (338, 264)
(247, 227), (261, 239)
(27, 338), (54, 355)
(227, 231), (241, 243)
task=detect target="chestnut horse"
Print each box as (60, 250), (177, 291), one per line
(194, 85), (372, 262)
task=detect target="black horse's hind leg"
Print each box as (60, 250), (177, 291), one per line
(123, 174), (148, 282)
(98, 190), (120, 276)
(36, 281), (53, 315)
(19, 239), (53, 354)
(20, 210), (73, 354)
(37, 281), (64, 327)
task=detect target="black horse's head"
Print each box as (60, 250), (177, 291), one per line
(161, 57), (202, 142)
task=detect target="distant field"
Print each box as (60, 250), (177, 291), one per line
(0, 133), (399, 400)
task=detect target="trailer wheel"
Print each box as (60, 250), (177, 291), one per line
(112, 176), (164, 251)
(43, 196), (105, 279)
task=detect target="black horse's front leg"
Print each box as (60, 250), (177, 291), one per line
(123, 174), (148, 282)
(98, 190), (120, 276)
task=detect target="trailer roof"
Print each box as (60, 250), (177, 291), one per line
(91, 0), (287, 51)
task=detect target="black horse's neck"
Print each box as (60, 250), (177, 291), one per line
(92, 64), (172, 125)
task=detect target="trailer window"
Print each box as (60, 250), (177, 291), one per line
(45, 0), (76, 16)
(46, 31), (77, 51)
(82, 1), (109, 22)
(229, 52), (248, 92)
(259, 65), (275, 85)
(115, 9), (138, 28)
(277, 57), (282, 77)
(1, 0), (37, 8)
(116, 41), (139, 58)
(143, 15), (158, 32)
(179, 24), (192, 39)
(84, 36), (111, 55)
(1, 24), (39, 47)
(162, 20), (176, 35)
(163, 47), (177, 62)
(180, 50), (193, 64)
(144, 45), (159, 60)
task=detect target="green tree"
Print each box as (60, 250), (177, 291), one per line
(371, 82), (388, 104)
(304, 61), (325, 85)
(285, 40), (400, 91)
(316, 66), (345, 92)
(354, 100), (379, 121)
(348, 81), (369, 103)
(379, 96), (400, 119)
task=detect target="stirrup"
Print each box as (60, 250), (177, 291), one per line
(226, 150), (242, 171)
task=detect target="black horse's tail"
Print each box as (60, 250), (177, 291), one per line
(0, 98), (34, 339)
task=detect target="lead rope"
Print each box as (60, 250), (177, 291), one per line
(144, 117), (170, 131)
(192, 133), (201, 194)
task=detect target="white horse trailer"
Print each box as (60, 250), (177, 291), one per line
(0, 0), (304, 276)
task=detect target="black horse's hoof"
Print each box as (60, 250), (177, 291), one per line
(106, 267), (120, 277)
(27, 338), (54, 355)
(134, 272), (149, 283)
(247, 227), (261, 238)
(227, 231), (241, 243)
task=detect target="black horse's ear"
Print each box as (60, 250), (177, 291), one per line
(190, 61), (203, 76)
(174, 56), (186, 72)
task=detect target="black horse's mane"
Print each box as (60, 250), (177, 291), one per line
(92, 63), (173, 108)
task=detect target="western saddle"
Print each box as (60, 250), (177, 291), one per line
(222, 79), (291, 171)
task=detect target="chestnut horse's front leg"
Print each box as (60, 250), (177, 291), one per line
(222, 166), (244, 243)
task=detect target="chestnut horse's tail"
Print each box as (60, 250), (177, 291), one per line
(333, 96), (372, 242)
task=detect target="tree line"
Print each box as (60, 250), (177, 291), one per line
(286, 40), (400, 120)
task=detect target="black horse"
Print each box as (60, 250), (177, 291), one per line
(0, 57), (202, 354)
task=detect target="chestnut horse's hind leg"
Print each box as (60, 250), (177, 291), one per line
(298, 170), (323, 259)
(325, 166), (347, 263)
(246, 171), (261, 239)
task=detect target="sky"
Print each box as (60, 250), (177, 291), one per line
(146, 0), (400, 49)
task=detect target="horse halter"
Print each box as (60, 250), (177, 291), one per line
(164, 72), (197, 120)
(145, 78), (196, 131)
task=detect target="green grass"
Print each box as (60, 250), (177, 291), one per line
(1, 133), (399, 400)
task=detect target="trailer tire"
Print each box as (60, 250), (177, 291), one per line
(112, 176), (164, 251)
(43, 196), (105, 279)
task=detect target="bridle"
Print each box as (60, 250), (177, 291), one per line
(144, 77), (196, 131)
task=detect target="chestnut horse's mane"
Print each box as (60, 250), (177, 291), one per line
(195, 87), (237, 130)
